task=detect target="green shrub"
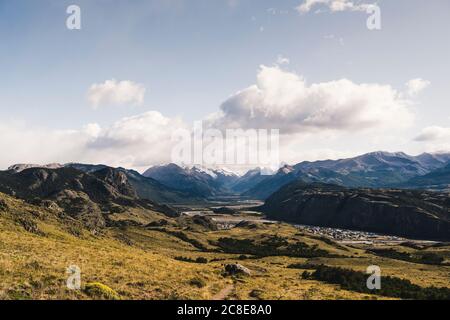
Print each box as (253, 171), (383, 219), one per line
(195, 257), (208, 264)
(174, 256), (208, 264)
(287, 263), (318, 269)
(369, 248), (445, 265)
(189, 277), (206, 288)
(84, 282), (121, 300)
(215, 236), (330, 258)
(310, 265), (450, 300)
(249, 289), (263, 299)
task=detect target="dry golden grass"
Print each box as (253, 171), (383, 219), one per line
(0, 192), (448, 300)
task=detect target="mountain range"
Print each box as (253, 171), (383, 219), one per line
(139, 151), (450, 200)
(1, 150), (449, 241)
(242, 151), (450, 199)
(4, 151), (450, 202)
(143, 164), (239, 198)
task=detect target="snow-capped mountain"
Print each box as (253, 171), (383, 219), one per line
(239, 151), (450, 199)
(8, 163), (63, 173)
(143, 163), (239, 198)
(6, 150), (450, 201)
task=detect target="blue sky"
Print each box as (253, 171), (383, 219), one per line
(0, 0), (449, 170)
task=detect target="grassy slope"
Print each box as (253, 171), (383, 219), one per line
(0, 192), (449, 300)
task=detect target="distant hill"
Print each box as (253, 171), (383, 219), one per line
(229, 168), (269, 193)
(401, 163), (450, 191)
(0, 166), (179, 231)
(243, 165), (371, 200)
(260, 181), (450, 241)
(66, 163), (193, 204)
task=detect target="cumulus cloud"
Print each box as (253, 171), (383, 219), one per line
(1, 66), (430, 171)
(297, 0), (373, 13)
(208, 65), (414, 134)
(87, 79), (146, 109)
(406, 78), (431, 97)
(414, 126), (450, 142)
(0, 121), (96, 169)
(0, 111), (186, 171)
(87, 111), (185, 153)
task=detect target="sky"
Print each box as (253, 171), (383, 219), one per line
(0, 0), (449, 172)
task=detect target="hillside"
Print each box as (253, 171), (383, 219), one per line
(401, 163), (450, 191)
(1, 191), (449, 300)
(5, 163), (194, 205)
(260, 181), (450, 241)
(0, 167), (178, 231)
(66, 163), (194, 204)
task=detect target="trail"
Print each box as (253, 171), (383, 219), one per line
(212, 284), (235, 300)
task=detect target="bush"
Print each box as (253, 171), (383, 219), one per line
(189, 277), (206, 288)
(84, 282), (121, 300)
(15, 217), (41, 235)
(196, 257), (208, 264)
(249, 289), (263, 299)
(309, 265), (450, 300)
(174, 256), (208, 264)
(301, 271), (312, 279)
(287, 263), (318, 270)
(215, 236), (330, 258)
(369, 248), (445, 265)
(0, 199), (8, 211)
(420, 252), (445, 265)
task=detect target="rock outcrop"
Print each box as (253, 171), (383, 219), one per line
(224, 264), (251, 276)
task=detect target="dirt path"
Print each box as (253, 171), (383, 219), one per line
(212, 284), (235, 300)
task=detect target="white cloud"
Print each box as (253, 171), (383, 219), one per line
(413, 126), (450, 154)
(83, 111), (186, 168)
(415, 126), (450, 142)
(87, 79), (146, 109)
(297, 0), (373, 13)
(208, 65), (414, 134)
(0, 111), (186, 171)
(406, 78), (431, 97)
(0, 121), (96, 169)
(1, 67), (434, 171)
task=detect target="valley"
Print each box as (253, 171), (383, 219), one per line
(1, 190), (449, 300)
(178, 199), (440, 245)
(0, 151), (449, 300)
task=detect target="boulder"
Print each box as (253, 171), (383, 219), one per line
(224, 263), (251, 276)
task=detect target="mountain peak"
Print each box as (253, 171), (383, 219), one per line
(8, 163), (63, 173)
